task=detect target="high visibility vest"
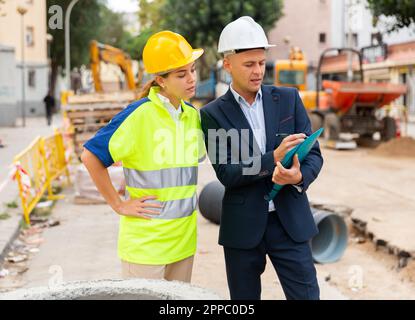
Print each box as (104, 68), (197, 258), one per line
(84, 86), (205, 265)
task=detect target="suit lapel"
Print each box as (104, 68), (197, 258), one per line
(219, 89), (252, 130)
(218, 89), (254, 154)
(262, 85), (281, 152)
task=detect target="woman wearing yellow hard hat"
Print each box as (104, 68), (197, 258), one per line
(81, 31), (205, 282)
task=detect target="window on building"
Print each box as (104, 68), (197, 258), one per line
(28, 69), (36, 88)
(345, 33), (358, 48)
(319, 33), (326, 44)
(353, 33), (358, 47)
(26, 26), (34, 47)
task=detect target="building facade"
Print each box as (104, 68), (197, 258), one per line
(0, 0), (49, 126)
(0, 44), (17, 126)
(267, 0), (332, 67)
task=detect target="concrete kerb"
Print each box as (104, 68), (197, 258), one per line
(0, 279), (223, 300)
(0, 215), (23, 266)
(0, 218), (23, 266)
(0, 196), (58, 267)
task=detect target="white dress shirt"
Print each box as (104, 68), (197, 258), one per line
(157, 93), (182, 124)
(229, 84), (276, 212)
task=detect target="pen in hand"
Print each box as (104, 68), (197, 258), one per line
(275, 133), (308, 139)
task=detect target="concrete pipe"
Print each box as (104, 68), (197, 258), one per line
(0, 279), (222, 300)
(198, 181), (225, 224)
(198, 181), (348, 264)
(310, 209), (348, 264)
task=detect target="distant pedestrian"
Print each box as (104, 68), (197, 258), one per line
(43, 92), (55, 126)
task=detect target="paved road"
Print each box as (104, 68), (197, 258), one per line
(0, 116), (62, 263)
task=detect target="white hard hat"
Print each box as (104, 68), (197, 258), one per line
(218, 16), (275, 54)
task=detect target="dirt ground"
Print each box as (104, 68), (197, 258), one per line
(1, 142), (415, 299)
(371, 136), (415, 158)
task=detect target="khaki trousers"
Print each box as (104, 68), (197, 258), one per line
(121, 255), (194, 283)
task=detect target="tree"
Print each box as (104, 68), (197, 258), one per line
(138, 0), (165, 30)
(367, 0), (415, 32)
(98, 5), (134, 49)
(132, 0), (167, 61)
(46, 0), (137, 92)
(123, 27), (154, 60)
(159, 0), (283, 78)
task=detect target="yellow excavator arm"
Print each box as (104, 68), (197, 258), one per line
(90, 40), (137, 93)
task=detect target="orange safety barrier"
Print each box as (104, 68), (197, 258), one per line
(13, 129), (70, 225)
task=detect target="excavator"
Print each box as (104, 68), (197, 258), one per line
(89, 40), (141, 93)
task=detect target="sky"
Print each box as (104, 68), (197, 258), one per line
(106, 0), (138, 13)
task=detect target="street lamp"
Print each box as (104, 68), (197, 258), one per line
(65, 0), (80, 90)
(17, 5), (27, 127)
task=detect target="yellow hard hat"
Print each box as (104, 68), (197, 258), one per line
(143, 31), (204, 74)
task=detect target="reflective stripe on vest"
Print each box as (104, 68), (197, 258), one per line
(124, 166), (197, 189)
(125, 191), (197, 219)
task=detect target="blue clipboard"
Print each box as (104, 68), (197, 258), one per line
(267, 127), (324, 201)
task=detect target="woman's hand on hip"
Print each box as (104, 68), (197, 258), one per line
(115, 196), (162, 220)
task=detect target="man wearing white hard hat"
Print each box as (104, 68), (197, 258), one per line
(200, 16), (323, 300)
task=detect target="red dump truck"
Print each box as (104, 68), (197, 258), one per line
(309, 48), (407, 148)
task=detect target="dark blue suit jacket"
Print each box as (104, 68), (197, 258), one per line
(200, 85), (323, 249)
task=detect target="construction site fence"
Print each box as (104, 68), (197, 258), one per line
(13, 129), (70, 225)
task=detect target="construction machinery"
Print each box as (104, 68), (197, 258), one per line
(274, 47), (335, 113)
(90, 40), (141, 93)
(274, 47), (308, 91)
(313, 48), (406, 148)
(274, 47), (407, 148)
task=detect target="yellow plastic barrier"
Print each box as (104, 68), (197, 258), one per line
(13, 130), (70, 225)
(42, 129), (71, 196)
(60, 90), (74, 107)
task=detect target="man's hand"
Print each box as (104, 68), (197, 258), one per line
(114, 195), (163, 220)
(272, 154), (302, 185)
(273, 133), (306, 164)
